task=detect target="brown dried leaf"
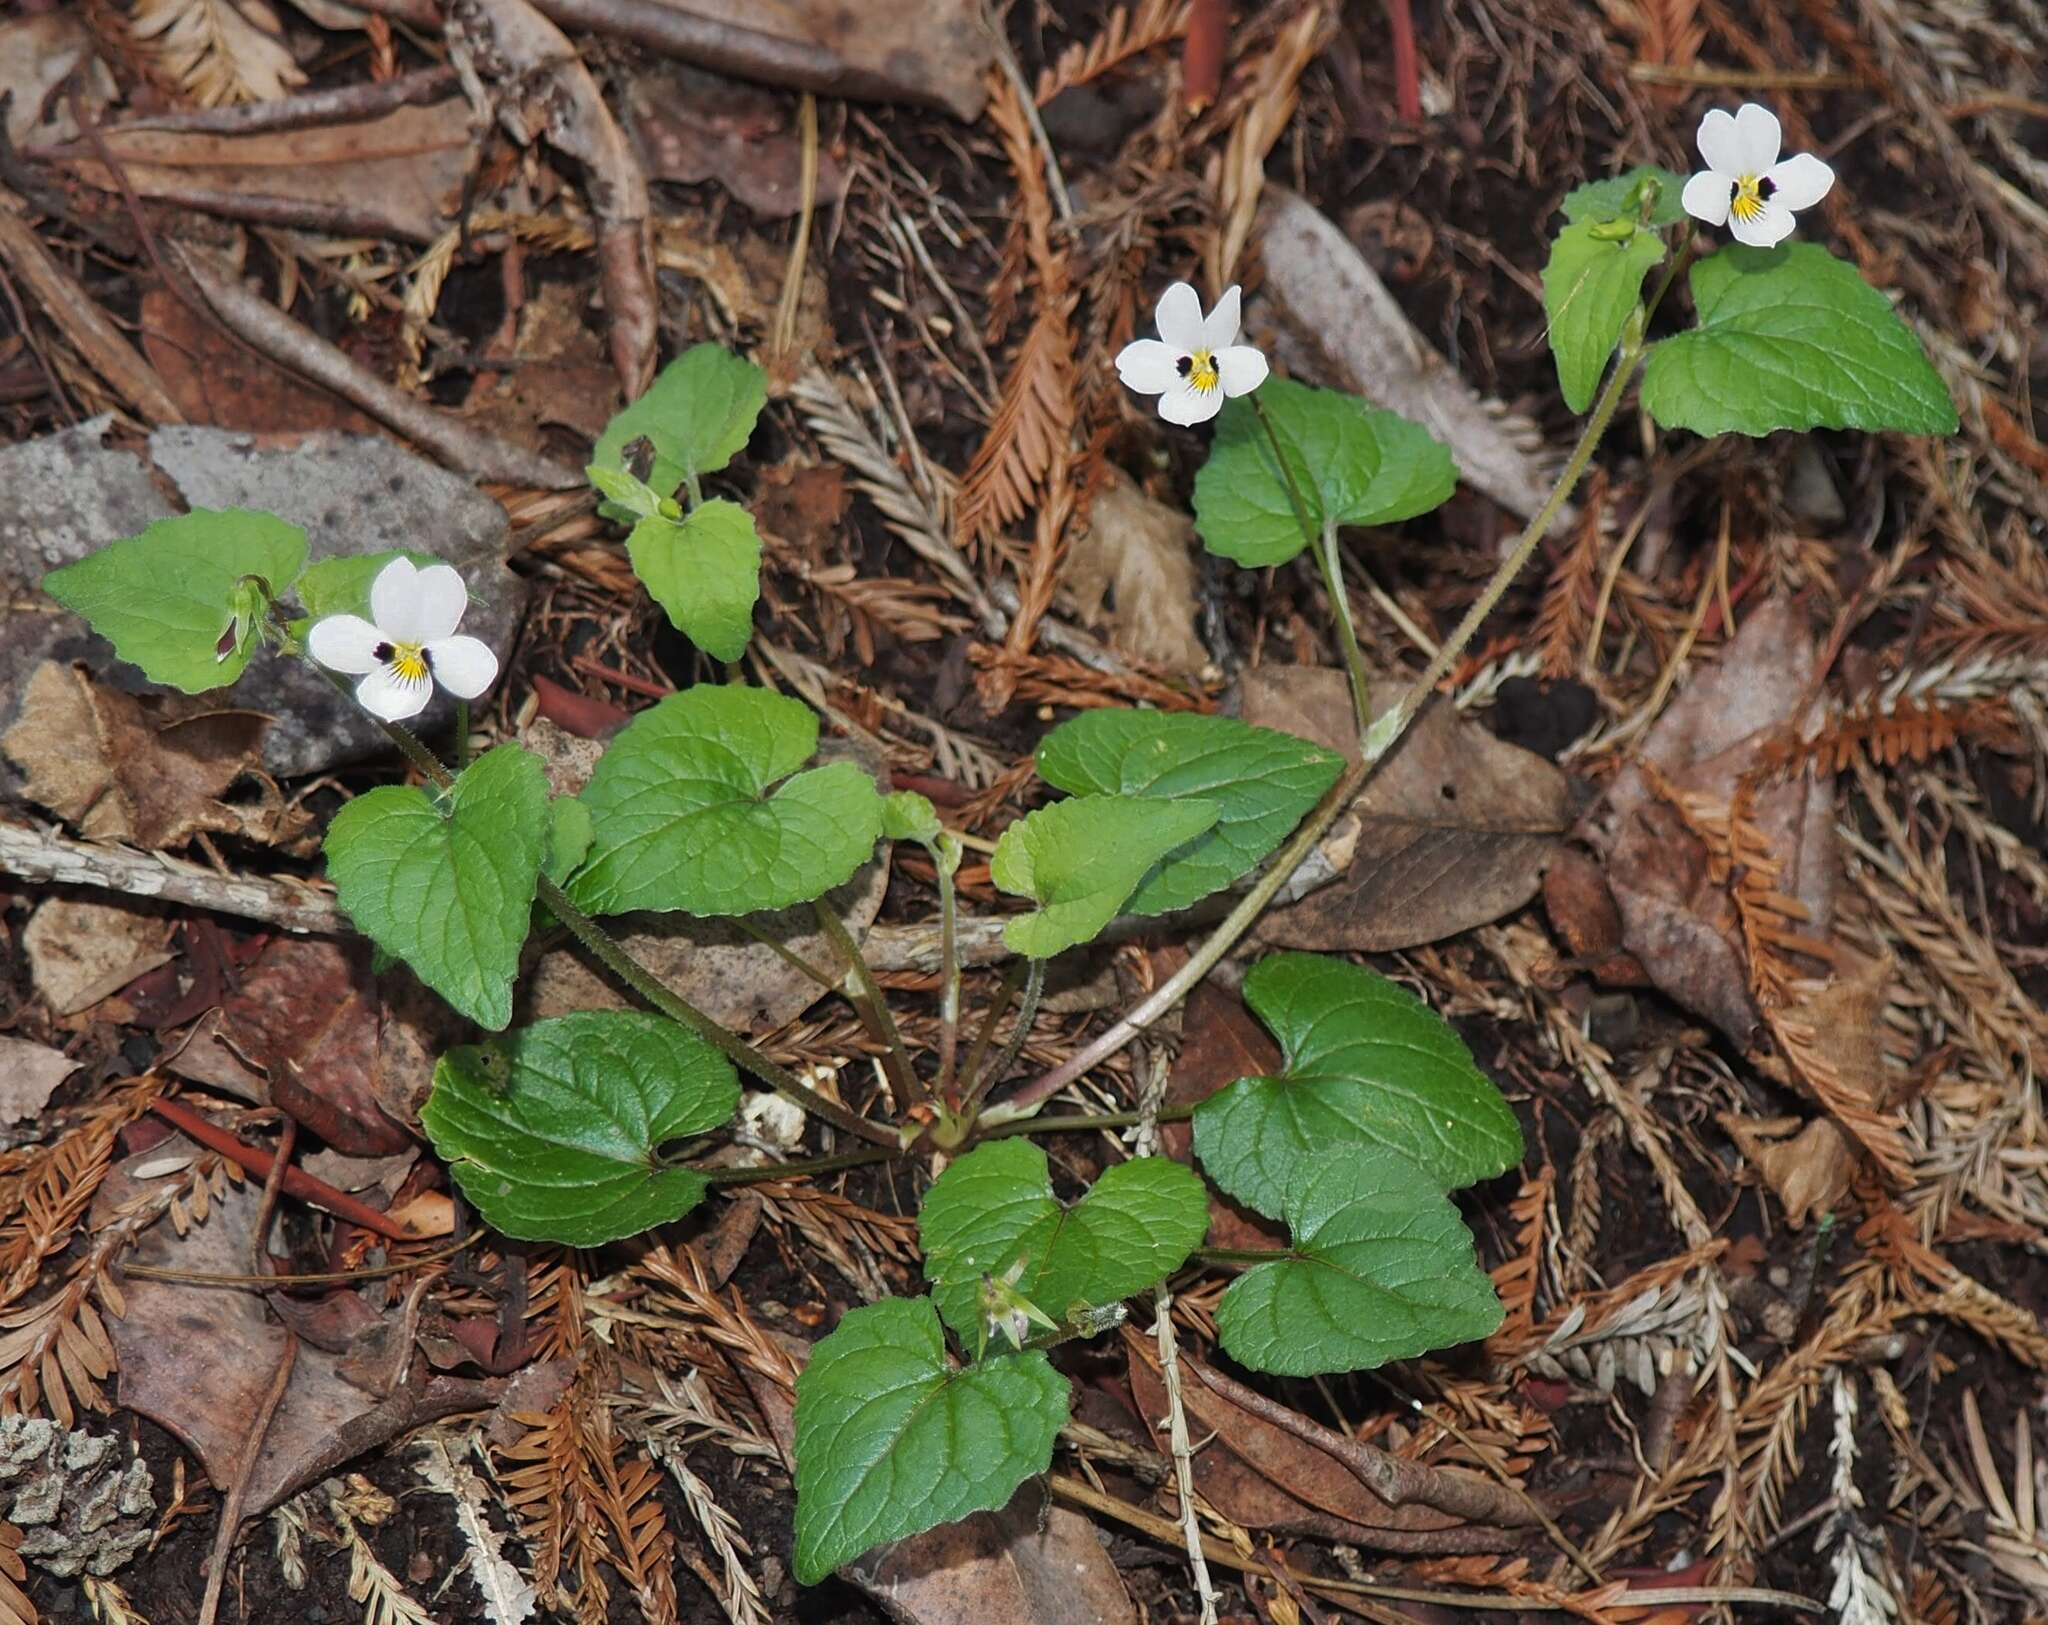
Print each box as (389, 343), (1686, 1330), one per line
(1244, 666), (1574, 951)
(624, 62), (849, 220)
(2, 662), (297, 851)
(1577, 599), (1835, 1046)
(1062, 468), (1208, 677)
(0, 1039), (78, 1130)
(57, 100), (469, 243)
(140, 287), (382, 437)
(96, 1142), (498, 1515)
(20, 899), (170, 1020)
(1125, 1338), (1469, 1546)
(1718, 1113), (1857, 1228)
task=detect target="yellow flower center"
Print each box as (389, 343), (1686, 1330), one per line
(1176, 349), (1221, 393)
(1729, 174), (1775, 223)
(376, 640), (432, 683)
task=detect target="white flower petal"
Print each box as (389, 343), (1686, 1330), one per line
(425, 635), (498, 699)
(1730, 198), (1797, 248)
(307, 613), (385, 675)
(1732, 103), (1782, 175)
(355, 662), (433, 722)
(1765, 151), (1834, 212)
(1681, 169), (1733, 226)
(1200, 285), (1243, 351)
(404, 564), (471, 643)
(1215, 345), (1268, 397)
(368, 557), (421, 639)
(1116, 338), (1185, 396)
(1153, 282), (1207, 351)
(1157, 380), (1224, 427)
(1694, 108), (1744, 176)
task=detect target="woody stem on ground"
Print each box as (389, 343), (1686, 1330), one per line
(1001, 307), (1668, 1117)
(1249, 391), (1373, 745)
(321, 677), (901, 1150)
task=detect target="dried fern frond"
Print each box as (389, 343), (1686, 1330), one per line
(1635, 0), (1705, 71)
(414, 1433), (537, 1625)
(0, 1124), (118, 1314)
(127, 0), (305, 105)
(0, 1522), (32, 1625)
(1487, 1167), (1553, 1347)
(1533, 473), (1608, 679)
(1036, 0), (1190, 104)
(601, 1448), (679, 1625)
(497, 1366), (613, 1622)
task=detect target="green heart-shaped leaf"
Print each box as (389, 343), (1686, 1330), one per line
(1035, 710), (1345, 915)
(1642, 243), (1958, 438)
(1193, 952), (1520, 1217)
(44, 509), (308, 692)
(1215, 1146), (1504, 1376)
(593, 343), (766, 501)
(293, 549), (439, 623)
(919, 1140), (1210, 1344)
(991, 795), (1218, 958)
(568, 685), (882, 918)
(421, 1011), (739, 1245)
(324, 744), (548, 1029)
(1542, 223), (1665, 412)
(1558, 165), (1689, 227)
(625, 498), (762, 663)
(792, 1296), (1068, 1584)
(1192, 378), (1456, 567)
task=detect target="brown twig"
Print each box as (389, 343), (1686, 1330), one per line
(196, 1331), (297, 1625)
(147, 1099), (414, 1242)
(103, 66), (459, 135)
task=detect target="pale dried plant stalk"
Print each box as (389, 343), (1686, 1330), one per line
(414, 1433), (537, 1625)
(1820, 1373), (1903, 1625)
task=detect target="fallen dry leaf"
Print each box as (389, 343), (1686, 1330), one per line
(1718, 1112), (1857, 1227)
(3, 661), (302, 851)
(54, 99), (472, 244)
(140, 287), (382, 437)
(1762, 954), (1915, 1186)
(1577, 599), (1834, 1046)
(1257, 190), (1562, 525)
(625, 61), (850, 219)
(1062, 467), (1209, 677)
(1243, 666), (1574, 951)
(1125, 1337), (1474, 1548)
(98, 1141), (500, 1515)
(0, 1036), (79, 1127)
(21, 897), (171, 1019)
(166, 936), (436, 1154)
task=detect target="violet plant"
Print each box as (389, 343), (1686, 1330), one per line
(41, 105), (1954, 1585)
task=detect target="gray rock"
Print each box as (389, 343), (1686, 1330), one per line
(0, 423), (528, 783)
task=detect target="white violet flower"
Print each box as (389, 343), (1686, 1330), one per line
(1680, 103), (1835, 248)
(307, 556), (498, 723)
(1115, 282), (1269, 426)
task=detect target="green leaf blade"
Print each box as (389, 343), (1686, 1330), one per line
(568, 686), (882, 918)
(920, 1141), (1210, 1344)
(324, 744), (548, 1029)
(1193, 378), (1456, 567)
(626, 498), (762, 662)
(1035, 710), (1345, 914)
(43, 509), (308, 692)
(792, 1296), (1068, 1584)
(1215, 1148), (1504, 1377)
(1542, 223), (1665, 413)
(420, 1010), (739, 1245)
(1642, 243), (1958, 438)
(593, 344), (767, 499)
(991, 795), (1219, 958)
(1559, 165), (1690, 227)
(1192, 952), (1521, 1218)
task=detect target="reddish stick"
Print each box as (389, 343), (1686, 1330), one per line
(1386, 0), (1423, 124)
(148, 1097), (414, 1242)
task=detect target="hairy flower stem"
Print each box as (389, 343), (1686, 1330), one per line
(1004, 320), (1663, 1116)
(933, 853), (963, 1101)
(1249, 391), (1373, 743)
(328, 683), (899, 1150)
(812, 902), (923, 1106)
